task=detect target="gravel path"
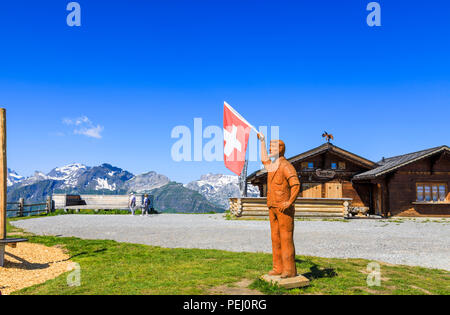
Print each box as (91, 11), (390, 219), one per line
(11, 214), (450, 271)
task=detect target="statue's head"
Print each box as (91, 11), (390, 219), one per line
(269, 139), (285, 158)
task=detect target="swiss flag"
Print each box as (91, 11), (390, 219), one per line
(223, 102), (252, 176)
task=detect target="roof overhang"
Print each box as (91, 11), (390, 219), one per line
(353, 146), (450, 181)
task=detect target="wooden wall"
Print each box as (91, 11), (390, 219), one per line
(387, 153), (450, 217)
(251, 151), (373, 209)
(293, 152), (372, 208)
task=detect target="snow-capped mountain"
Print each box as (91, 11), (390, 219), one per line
(8, 163), (172, 195)
(125, 171), (170, 192)
(17, 171), (49, 187)
(185, 174), (260, 208)
(7, 169), (25, 187)
(73, 163), (134, 192)
(47, 163), (88, 186)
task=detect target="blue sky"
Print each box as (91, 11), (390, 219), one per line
(0, 0), (449, 183)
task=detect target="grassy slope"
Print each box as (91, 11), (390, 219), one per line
(6, 218), (450, 295)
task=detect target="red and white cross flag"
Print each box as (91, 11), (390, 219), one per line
(223, 101), (258, 176)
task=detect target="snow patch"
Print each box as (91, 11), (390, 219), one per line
(95, 178), (117, 191)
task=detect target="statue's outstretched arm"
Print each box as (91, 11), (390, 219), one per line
(258, 133), (270, 166)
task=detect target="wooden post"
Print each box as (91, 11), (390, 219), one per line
(19, 197), (24, 217)
(0, 109), (27, 267)
(46, 196), (53, 214)
(0, 109), (7, 267)
(0, 108), (7, 241)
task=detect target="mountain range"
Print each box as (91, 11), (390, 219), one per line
(185, 173), (260, 208)
(7, 164), (259, 213)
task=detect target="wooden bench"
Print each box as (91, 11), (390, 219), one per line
(0, 238), (28, 267)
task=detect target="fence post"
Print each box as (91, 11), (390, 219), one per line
(45, 196), (55, 214)
(46, 196), (53, 214)
(19, 197), (24, 217)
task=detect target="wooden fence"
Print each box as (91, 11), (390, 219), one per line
(6, 196), (54, 218)
(229, 197), (352, 219)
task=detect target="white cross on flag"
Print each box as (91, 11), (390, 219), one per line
(223, 102), (255, 176)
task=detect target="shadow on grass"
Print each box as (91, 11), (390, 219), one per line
(295, 259), (337, 280)
(304, 264), (337, 280)
(68, 248), (108, 260)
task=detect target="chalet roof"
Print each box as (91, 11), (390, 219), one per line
(247, 143), (376, 182)
(353, 145), (450, 180)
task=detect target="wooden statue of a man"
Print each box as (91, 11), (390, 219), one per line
(258, 133), (300, 278)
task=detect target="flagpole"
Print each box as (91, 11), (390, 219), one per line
(224, 101), (259, 134)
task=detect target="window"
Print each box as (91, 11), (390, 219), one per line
(331, 162), (337, 170)
(300, 161), (315, 170)
(439, 185), (446, 201)
(424, 185), (431, 201)
(432, 186), (438, 202)
(416, 183), (448, 202)
(417, 185), (424, 201)
(338, 162), (346, 170)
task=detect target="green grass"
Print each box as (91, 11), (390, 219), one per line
(5, 219), (450, 295)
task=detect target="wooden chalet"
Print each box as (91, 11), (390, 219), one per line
(247, 143), (450, 217)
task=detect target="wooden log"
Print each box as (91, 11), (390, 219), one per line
(242, 205), (344, 211)
(240, 210), (343, 216)
(239, 213), (342, 219)
(23, 203), (47, 207)
(0, 108), (6, 240)
(230, 197), (348, 219)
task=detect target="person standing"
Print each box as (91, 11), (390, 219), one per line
(129, 192), (137, 216)
(141, 194), (150, 216)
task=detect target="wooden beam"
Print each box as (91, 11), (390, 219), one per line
(0, 108), (6, 240)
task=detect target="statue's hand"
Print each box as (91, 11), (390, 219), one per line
(280, 201), (291, 213)
(257, 132), (265, 142)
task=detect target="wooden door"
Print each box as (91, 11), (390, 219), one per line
(374, 184), (382, 215)
(302, 183), (322, 198)
(325, 183), (342, 198)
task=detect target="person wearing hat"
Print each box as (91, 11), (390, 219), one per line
(128, 192), (137, 215)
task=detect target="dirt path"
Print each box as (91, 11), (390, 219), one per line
(209, 279), (263, 295)
(0, 243), (73, 295)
